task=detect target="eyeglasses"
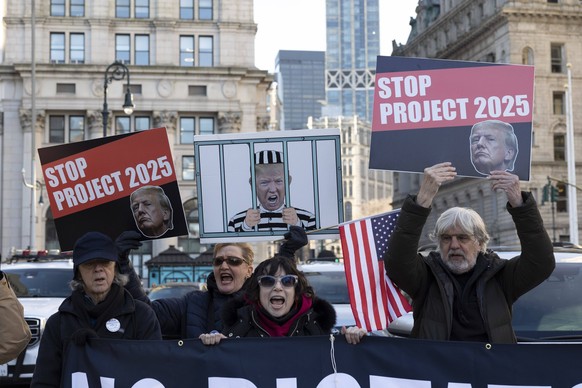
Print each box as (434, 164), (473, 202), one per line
(257, 275), (298, 288)
(212, 256), (247, 267)
(439, 234), (474, 244)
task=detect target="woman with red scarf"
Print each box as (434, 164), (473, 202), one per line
(200, 255), (336, 343)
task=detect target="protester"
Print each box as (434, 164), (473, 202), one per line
(199, 255), (336, 344)
(30, 232), (161, 387)
(116, 226), (308, 339)
(228, 150), (316, 232)
(470, 119), (518, 175)
(130, 185), (174, 238)
(384, 162), (555, 343)
(0, 270), (32, 364)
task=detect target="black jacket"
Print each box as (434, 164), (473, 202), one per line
(30, 286), (161, 388)
(221, 295), (336, 338)
(385, 191), (555, 343)
(147, 273), (249, 339)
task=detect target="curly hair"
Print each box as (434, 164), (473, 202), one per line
(244, 255), (313, 304)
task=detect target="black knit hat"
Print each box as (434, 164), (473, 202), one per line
(73, 232), (118, 273)
(254, 150), (283, 165)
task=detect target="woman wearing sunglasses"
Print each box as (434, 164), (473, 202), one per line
(115, 226), (308, 339)
(200, 255), (336, 344)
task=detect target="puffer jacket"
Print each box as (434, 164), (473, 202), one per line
(30, 286), (161, 387)
(149, 273), (249, 339)
(221, 295), (337, 338)
(385, 191), (555, 343)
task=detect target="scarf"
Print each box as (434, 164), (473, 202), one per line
(255, 294), (313, 337)
(70, 283), (126, 331)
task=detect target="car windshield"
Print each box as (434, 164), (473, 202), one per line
(149, 285), (201, 300)
(4, 268), (72, 298)
(513, 263), (582, 340)
(302, 271), (350, 304)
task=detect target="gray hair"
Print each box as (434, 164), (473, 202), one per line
(69, 272), (129, 292)
(430, 207), (490, 253)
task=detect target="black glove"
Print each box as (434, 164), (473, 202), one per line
(70, 328), (98, 346)
(278, 226), (308, 258)
(115, 230), (143, 265)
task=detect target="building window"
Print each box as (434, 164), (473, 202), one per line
(182, 156), (195, 180)
(553, 91), (565, 115)
(116, 0), (130, 18)
(116, 34), (131, 64)
(135, 35), (150, 65)
(50, 33), (65, 63)
(554, 133), (565, 161)
(70, 33), (85, 63)
(116, 116), (131, 134)
(51, 0), (65, 16)
(56, 83), (76, 93)
(116, 116), (150, 134)
(179, 117), (214, 144)
(522, 47), (534, 65)
(69, 115), (85, 142)
(135, 116), (151, 131)
(49, 116), (65, 143)
(199, 117), (214, 135)
(135, 0), (149, 18)
(199, 36), (213, 66)
(49, 114), (85, 143)
(180, 0), (194, 19)
(551, 43), (565, 73)
(70, 0), (85, 17)
(199, 0), (212, 19)
(180, 36), (194, 66)
(180, 118), (195, 144)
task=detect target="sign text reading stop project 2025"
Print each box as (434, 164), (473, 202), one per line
(41, 127), (176, 219)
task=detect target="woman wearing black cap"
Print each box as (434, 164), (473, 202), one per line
(30, 232), (161, 388)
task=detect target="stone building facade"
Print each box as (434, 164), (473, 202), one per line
(392, 0), (582, 246)
(0, 1), (274, 268)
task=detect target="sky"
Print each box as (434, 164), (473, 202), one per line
(253, 0), (419, 72)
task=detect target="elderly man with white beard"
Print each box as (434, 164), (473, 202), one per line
(384, 162), (555, 344)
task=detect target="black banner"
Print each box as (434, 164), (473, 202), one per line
(62, 336), (582, 387)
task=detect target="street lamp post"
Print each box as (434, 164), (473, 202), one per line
(102, 61), (135, 137)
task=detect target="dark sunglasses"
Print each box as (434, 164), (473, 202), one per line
(257, 275), (299, 288)
(212, 256), (247, 267)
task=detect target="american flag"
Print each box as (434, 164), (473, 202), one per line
(339, 209), (412, 332)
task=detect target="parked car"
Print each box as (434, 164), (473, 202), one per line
(387, 245), (582, 341)
(0, 259), (74, 385)
(298, 261), (356, 333)
(148, 282), (206, 301)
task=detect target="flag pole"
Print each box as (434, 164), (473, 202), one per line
(565, 63), (578, 245)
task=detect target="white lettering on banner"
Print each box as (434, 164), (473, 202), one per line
(45, 157), (88, 187)
(72, 373), (167, 388)
(379, 98), (469, 124)
(209, 377), (258, 387)
(52, 171), (123, 211)
(317, 373), (361, 387)
(68, 372), (582, 388)
(370, 375), (431, 387)
(377, 75), (432, 99)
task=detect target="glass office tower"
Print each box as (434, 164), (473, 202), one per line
(325, 0), (380, 122)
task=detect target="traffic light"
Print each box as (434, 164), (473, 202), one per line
(551, 185), (559, 202)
